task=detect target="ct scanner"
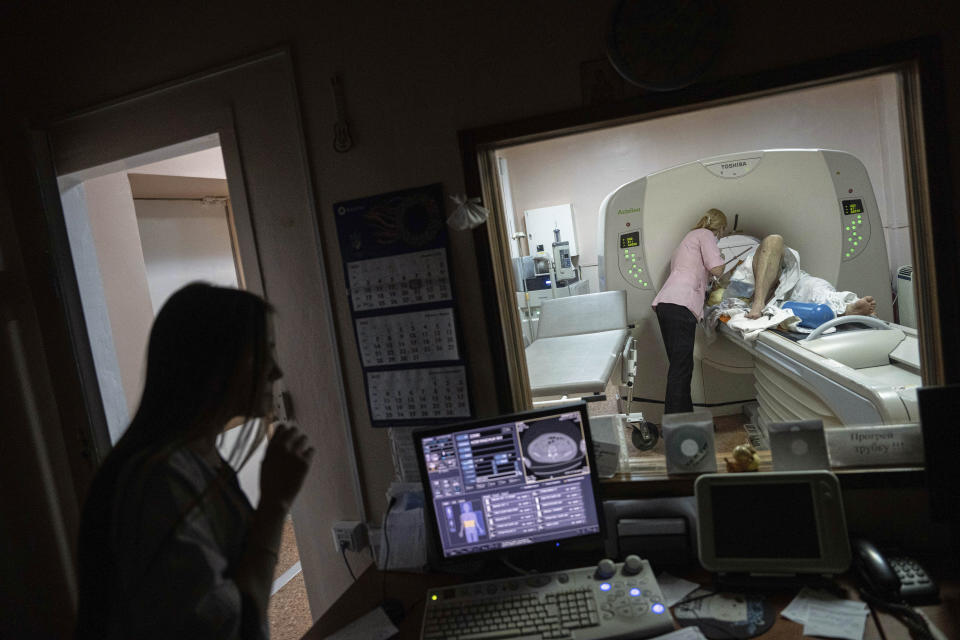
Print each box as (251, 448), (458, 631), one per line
(597, 149), (921, 428)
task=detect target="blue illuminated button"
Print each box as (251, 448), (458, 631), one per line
(652, 603), (666, 614)
(600, 583), (612, 592)
(630, 588), (641, 597)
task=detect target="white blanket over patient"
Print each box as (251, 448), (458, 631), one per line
(725, 240), (858, 317)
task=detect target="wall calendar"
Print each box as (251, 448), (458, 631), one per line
(334, 183), (473, 427)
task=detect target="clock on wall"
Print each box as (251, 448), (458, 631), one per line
(606, 0), (729, 92)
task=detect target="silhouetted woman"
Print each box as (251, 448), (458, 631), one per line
(75, 283), (314, 639)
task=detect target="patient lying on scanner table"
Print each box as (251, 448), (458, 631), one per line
(706, 234), (877, 333)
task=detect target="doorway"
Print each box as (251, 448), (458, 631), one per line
(33, 49), (364, 620)
(57, 136), (313, 638)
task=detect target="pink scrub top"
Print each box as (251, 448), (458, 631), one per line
(651, 228), (724, 321)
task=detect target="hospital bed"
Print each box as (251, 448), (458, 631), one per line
(596, 149), (921, 427)
(524, 290), (634, 401)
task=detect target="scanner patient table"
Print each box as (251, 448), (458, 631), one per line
(719, 316), (921, 427)
(524, 290), (631, 399)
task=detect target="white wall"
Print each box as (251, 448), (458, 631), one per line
(79, 172), (156, 418)
(498, 73), (911, 295)
(134, 198), (239, 311)
(59, 183), (132, 442)
(134, 147), (226, 179)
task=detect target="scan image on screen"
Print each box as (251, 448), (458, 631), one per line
(418, 409), (600, 558)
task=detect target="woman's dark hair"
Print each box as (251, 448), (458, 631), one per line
(75, 283), (272, 638)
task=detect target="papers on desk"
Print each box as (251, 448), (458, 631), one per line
(650, 627), (708, 640)
(656, 572), (701, 608)
(781, 587), (868, 640)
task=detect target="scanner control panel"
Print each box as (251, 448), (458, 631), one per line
(618, 231), (653, 290)
(840, 198), (871, 262)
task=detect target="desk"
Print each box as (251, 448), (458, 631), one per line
(304, 566), (958, 640)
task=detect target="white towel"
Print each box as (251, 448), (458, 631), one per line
(725, 307), (796, 341)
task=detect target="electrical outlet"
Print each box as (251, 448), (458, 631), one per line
(331, 521), (367, 553)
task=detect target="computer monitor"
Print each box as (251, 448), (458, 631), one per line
(414, 403), (604, 564)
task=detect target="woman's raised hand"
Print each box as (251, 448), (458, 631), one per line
(259, 422), (315, 512)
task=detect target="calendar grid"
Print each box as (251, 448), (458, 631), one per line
(334, 184), (473, 427)
(356, 308), (459, 367)
(347, 249), (452, 312)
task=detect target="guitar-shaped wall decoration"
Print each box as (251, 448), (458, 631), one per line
(331, 74), (353, 153)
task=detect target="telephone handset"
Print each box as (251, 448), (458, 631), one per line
(851, 539), (939, 605)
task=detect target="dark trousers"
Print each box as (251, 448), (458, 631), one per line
(655, 303), (697, 415)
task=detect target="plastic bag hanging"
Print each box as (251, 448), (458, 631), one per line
(447, 194), (489, 230)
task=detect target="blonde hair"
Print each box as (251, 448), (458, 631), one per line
(693, 208), (728, 235)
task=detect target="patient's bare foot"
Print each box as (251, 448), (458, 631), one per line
(843, 296), (876, 316)
(745, 300), (765, 319)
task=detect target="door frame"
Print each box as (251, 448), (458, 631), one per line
(24, 48), (366, 614)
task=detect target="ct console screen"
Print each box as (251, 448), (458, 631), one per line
(620, 232), (640, 248)
(420, 411), (600, 558)
(841, 199), (864, 216)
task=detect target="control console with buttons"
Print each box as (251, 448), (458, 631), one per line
(421, 555), (674, 639)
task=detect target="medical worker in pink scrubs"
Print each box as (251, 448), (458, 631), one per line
(651, 209), (727, 415)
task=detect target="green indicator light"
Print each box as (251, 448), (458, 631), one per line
(845, 226), (850, 231)
(639, 268), (643, 272)
(632, 258), (636, 262)
(854, 242), (858, 246)
(635, 274), (639, 279)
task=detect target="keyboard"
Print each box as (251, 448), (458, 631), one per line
(421, 557), (674, 640)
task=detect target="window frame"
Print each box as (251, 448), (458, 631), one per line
(458, 38), (954, 492)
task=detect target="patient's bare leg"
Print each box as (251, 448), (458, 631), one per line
(746, 234), (784, 319)
(842, 296), (877, 316)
